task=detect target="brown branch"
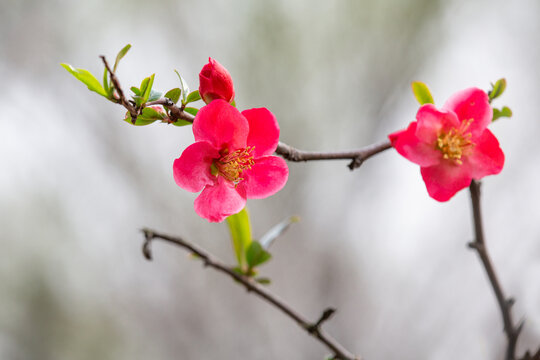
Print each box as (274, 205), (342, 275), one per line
(275, 140), (392, 170)
(100, 55), (137, 119)
(101, 55), (195, 124)
(145, 98), (194, 123)
(468, 180), (523, 360)
(141, 228), (360, 360)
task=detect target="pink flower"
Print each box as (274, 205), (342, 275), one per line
(173, 100), (289, 222)
(389, 87), (504, 201)
(199, 58), (235, 105)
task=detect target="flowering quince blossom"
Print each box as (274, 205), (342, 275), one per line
(389, 87), (504, 201)
(199, 58), (235, 105)
(173, 99), (289, 222)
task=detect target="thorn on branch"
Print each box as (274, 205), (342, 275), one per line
(142, 229), (154, 260)
(347, 157), (363, 170)
(308, 308), (336, 333)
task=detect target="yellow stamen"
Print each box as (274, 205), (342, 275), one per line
(214, 146), (255, 184)
(436, 119), (475, 165)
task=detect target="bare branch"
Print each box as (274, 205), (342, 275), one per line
(469, 180), (522, 360)
(275, 140), (392, 170)
(141, 228), (360, 360)
(100, 55), (137, 120)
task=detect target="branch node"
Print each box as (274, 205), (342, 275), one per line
(507, 297), (516, 308)
(347, 157), (364, 170)
(141, 229), (154, 260)
(308, 307), (336, 333)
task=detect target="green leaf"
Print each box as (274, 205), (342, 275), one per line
(492, 106), (512, 121)
(102, 67), (111, 97)
(130, 86), (140, 96)
(259, 216), (300, 249)
(246, 241), (272, 269)
(165, 88), (182, 104)
(185, 90), (201, 104)
(141, 74), (155, 104)
(140, 106), (166, 121)
(226, 208), (252, 268)
(172, 119), (192, 127)
(124, 112), (158, 126)
(255, 277), (271, 285)
(489, 78), (507, 102)
(411, 81), (434, 105)
(148, 89), (163, 102)
(113, 44), (131, 73)
(61, 63), (108, 97)
(184, 107), (199, 116)
(174, 69), (190, 103)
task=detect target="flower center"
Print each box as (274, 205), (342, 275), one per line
(212, 146), (255, 184)
(436, 119), (475, 165)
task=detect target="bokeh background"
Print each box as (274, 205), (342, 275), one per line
(1, 0), (539, 359)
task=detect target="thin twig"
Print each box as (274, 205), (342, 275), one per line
(100, 55), (137, 119)
(275, 140), (392, 170)
(141, 228), (360, 360)
(468, 180), (523, 360)
(145, 99), (195, 123)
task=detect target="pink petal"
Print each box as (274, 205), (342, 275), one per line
(240, 156), (289, 199)
(193, 100), (248, 151)
(390, 122), (441, 167)
(242, 107), (280, 157)
(194, 177), (247, 222)
(173, 141), (220, 192)
(199, 57), (235, 104)
(442, 88), (492, 136)
(421, 162), (473, 201)
(465, 129), (505, 179)
(415, 104), (460, 143)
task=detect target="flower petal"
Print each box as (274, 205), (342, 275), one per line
(193, 99), (248, 151)
(194, 177), (247, 222)
(240, 156), (289, 199)
(420, 162), (472, 201)
(199, 57), (235, 104)
(390, 122), (441, 167)
(466, 129), (505, 179)
(242, 107), (280, 157)
(442, 87), (492, 136)
(415, 104), (460, 143)
(173, 141), (220, 192)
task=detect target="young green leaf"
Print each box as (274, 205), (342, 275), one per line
(141, 74), (155, 104)
(130, 86), (140, 96)
(492, 106), (512, 121)
(255, 277), (271, 285)
(113, 44), (131, 73)
(147, 89), (163, 102)
(61, 63), (108, 97)
(124, 112), (158, 126)
(140, 106), (166, 121)
(183, 107), (199, 116)
(174, 69), (190, 103)
(259, 216), (300, 249)
(102, 67), (110, 97)
(164, 88), (182, 104)
(489, 78), (507, 102)
(172, 119), (193, 127)
(411, 81), (435, 105)
(185, 90), (201, 104)
(246, 241), (272, 269)
(226, 208), (252, 268)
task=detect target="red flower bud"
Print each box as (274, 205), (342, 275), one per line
(198, 58), (235, 105)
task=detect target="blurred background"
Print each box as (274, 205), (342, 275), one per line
(1, 0), (539, 359)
